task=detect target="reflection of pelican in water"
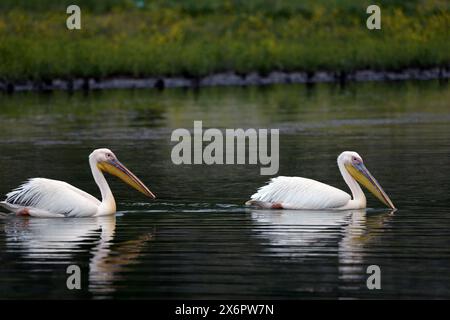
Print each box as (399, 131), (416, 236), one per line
(246, 151), (395, 210)
(1, 149), (155, 217)
(250, 208), (393, 294)
(250, 208), (392, 259)
(3, 215), (153, 295)
(250, 209), (356, 257)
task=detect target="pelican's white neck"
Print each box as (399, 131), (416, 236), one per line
(89, 157), (116, 214)
(337, 156), (366, 208)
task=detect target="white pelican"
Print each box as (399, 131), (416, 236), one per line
(0, 148), (155, 217)
(246, 151), (395, 210)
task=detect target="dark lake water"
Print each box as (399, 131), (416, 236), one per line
(0, 80), (449, 299)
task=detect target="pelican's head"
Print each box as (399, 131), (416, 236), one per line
(338, 151), (395, 210)
(90, 148), (156, 199)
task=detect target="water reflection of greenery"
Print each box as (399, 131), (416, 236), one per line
(0, 81), (448, 128)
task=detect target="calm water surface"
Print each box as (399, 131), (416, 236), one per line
(0, 81), (449, 299)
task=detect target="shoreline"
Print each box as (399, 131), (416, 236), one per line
(1, 68), (448, 93)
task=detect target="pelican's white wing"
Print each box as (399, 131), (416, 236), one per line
(1, 178), (101, 217)
(249, 176), (351, 209)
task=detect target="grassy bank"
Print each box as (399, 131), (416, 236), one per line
(0, 0), (448, 82)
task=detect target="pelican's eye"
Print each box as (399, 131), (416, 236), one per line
(352, 157), (360, 164)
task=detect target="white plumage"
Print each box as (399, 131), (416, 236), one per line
(2, 178), (100, 217)
(249, 176), (351, 209)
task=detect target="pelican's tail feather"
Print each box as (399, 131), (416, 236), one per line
(0, 203), (13, 218)
(0, 201), (21, 213)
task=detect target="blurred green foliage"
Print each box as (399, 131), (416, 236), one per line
(0, 0), (448, 81)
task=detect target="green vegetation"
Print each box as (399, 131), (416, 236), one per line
(0, 0), (448, 82)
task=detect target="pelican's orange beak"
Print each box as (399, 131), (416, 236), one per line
(345, 162), (395, 210)
(98, 159), (156, 199)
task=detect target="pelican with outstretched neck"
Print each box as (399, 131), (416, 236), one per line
(0, 148), (155, 217)
(246, 151), (395, 210)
